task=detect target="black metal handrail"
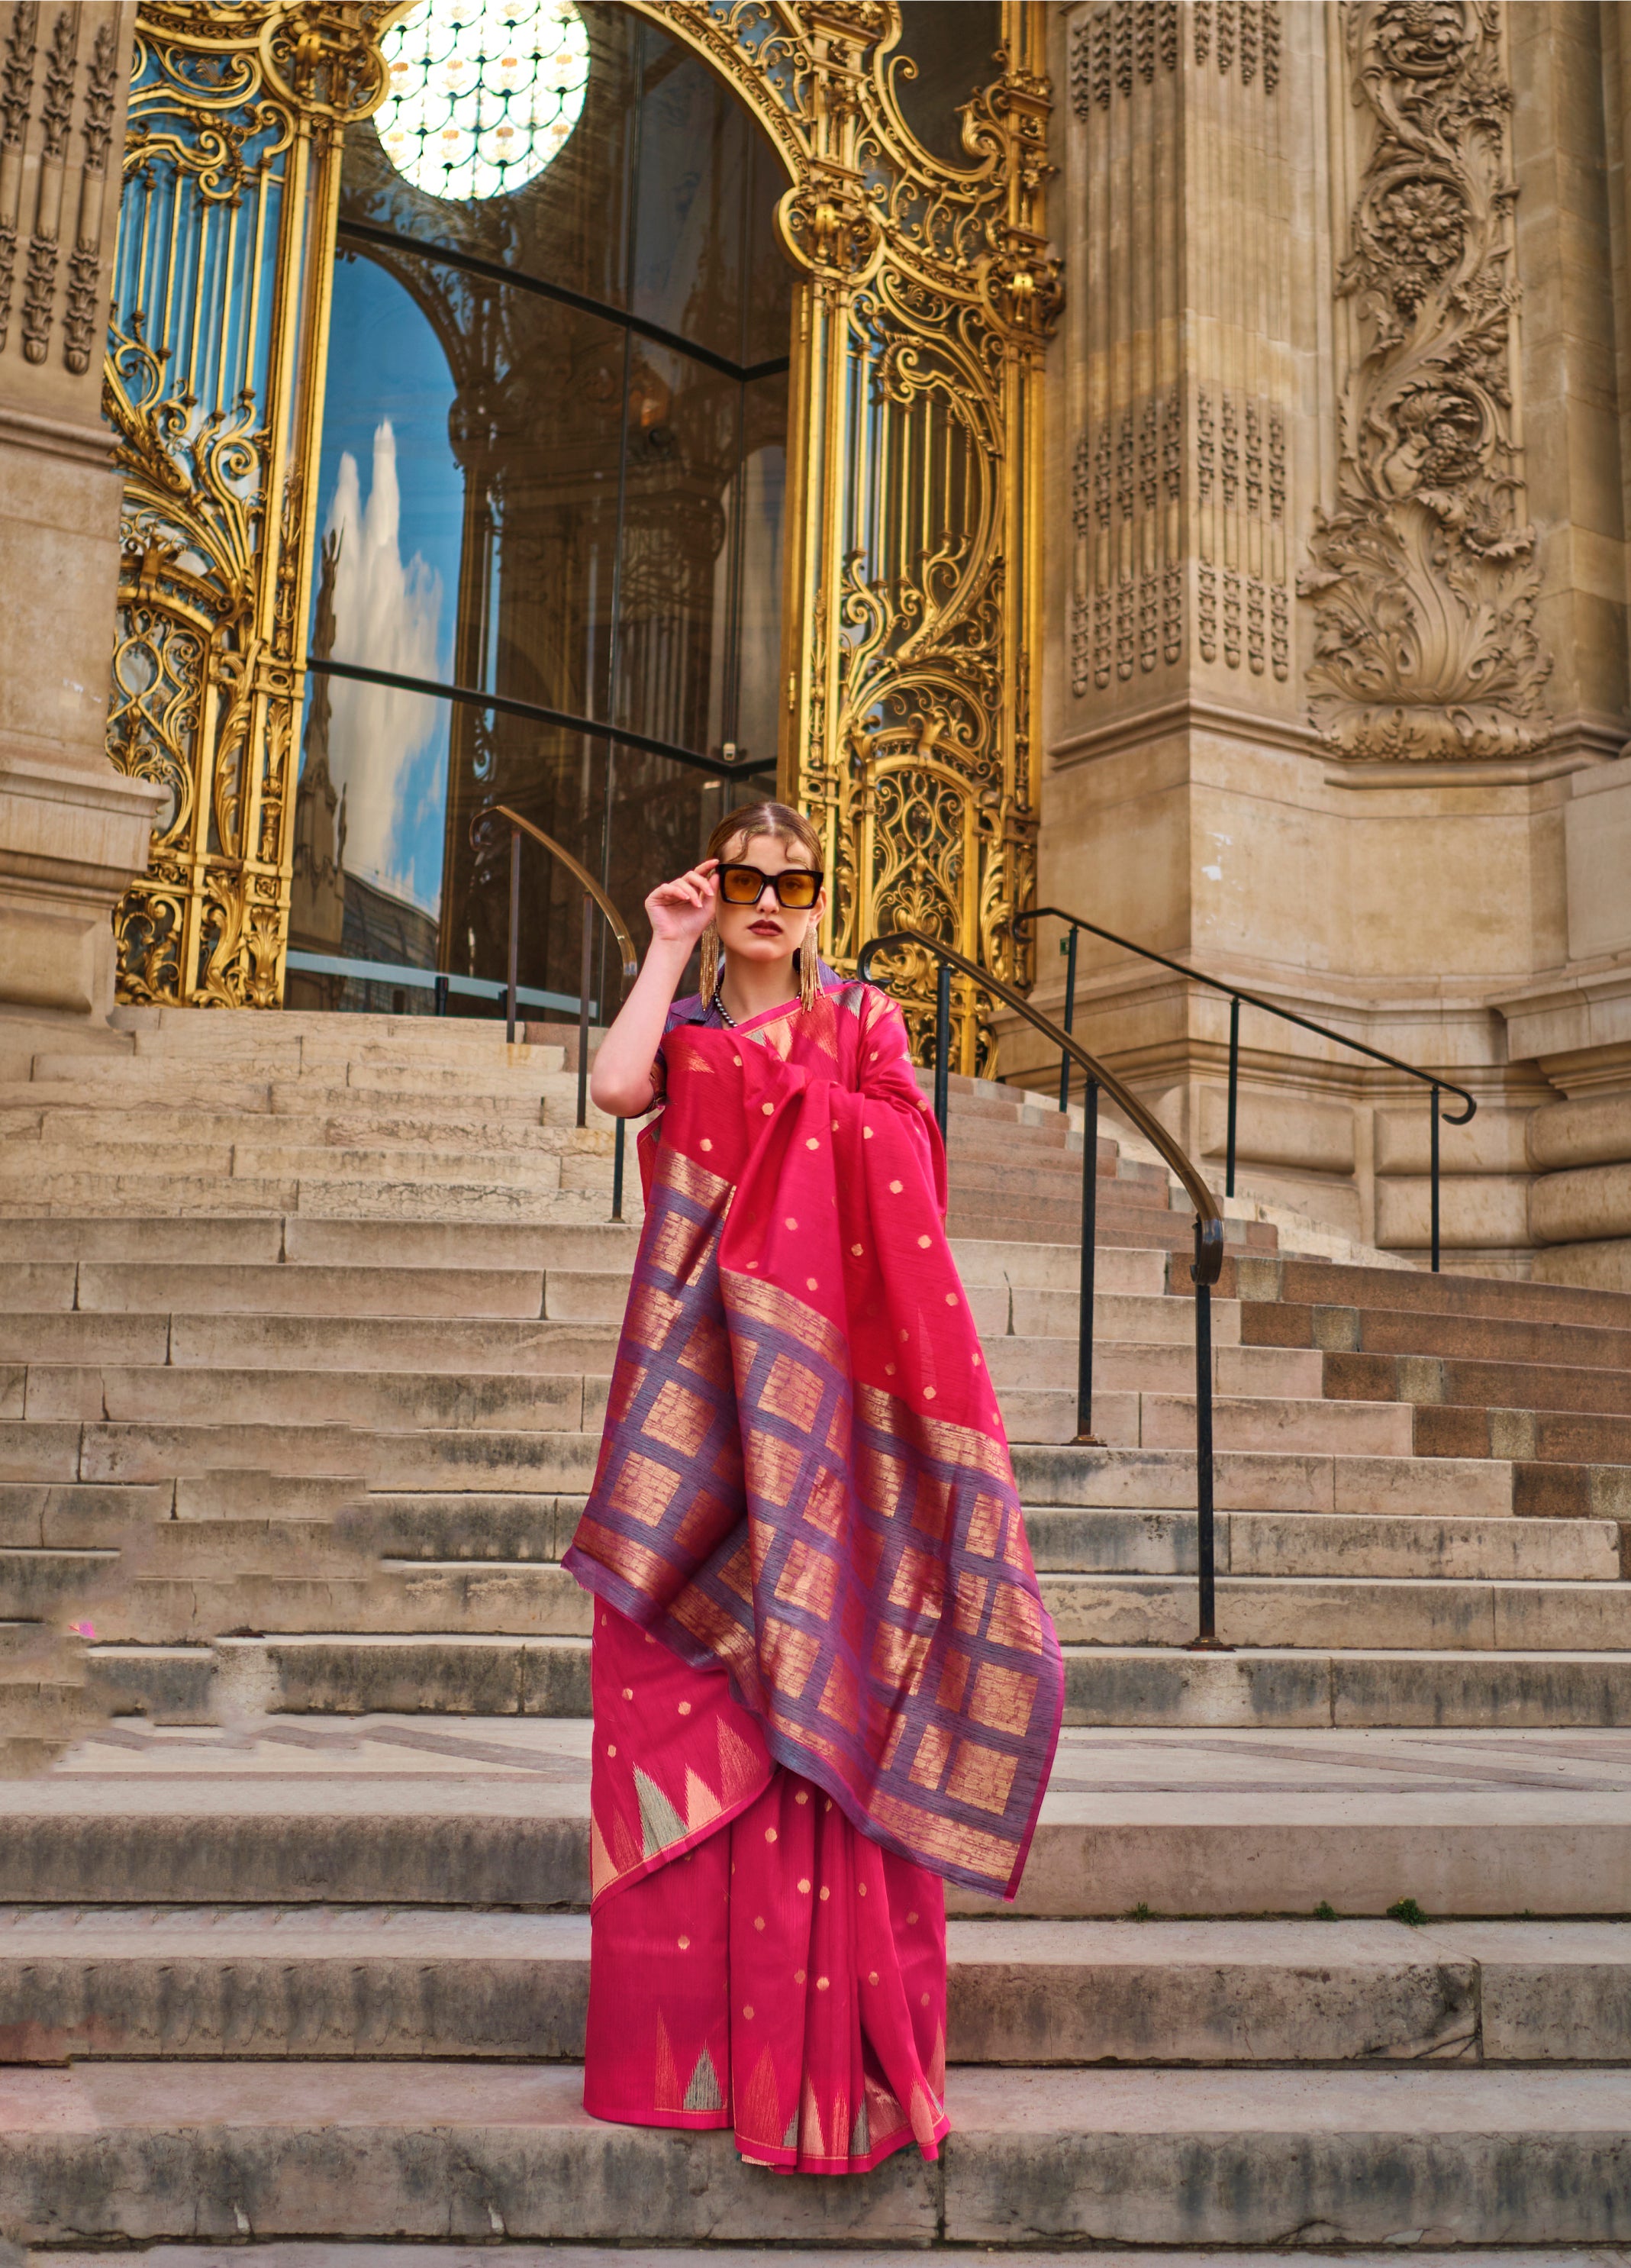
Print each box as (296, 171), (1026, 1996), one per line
(858, 928), (1229, 1652)
(1014, 907), (1478, 1275)
(469, 805), (639, 1221)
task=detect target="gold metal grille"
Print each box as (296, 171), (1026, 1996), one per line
(104, 3), (404, 1006)
(105, 2), (1056, 1053)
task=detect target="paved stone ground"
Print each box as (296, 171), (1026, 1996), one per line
(25, 2249), (1631, 2266)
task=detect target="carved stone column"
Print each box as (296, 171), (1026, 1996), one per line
(0, 2), (164, 1045)
(1018, 0), (1625, 1273)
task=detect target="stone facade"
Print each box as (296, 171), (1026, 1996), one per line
(0, 0), (162, 1054)
(0, 0), (1628, 1282)
(1014, 0), (1631, 1288)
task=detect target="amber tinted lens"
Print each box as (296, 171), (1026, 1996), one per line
(717, 863), (767, 904)
(773, 868), (820, 908)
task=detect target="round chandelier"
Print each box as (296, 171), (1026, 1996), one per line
(377, 0), (591, 203)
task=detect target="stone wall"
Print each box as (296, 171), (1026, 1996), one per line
(0, 0), (160, 1050)
(1014, 0), (1631, 1288)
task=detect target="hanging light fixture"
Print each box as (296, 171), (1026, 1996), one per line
(377, 0), (591, 202)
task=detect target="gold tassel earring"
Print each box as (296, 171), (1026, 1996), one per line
(698, 923), (720, 1010)
(799, 924), (819, 1012)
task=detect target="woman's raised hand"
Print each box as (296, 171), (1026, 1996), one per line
(646, 858), (719, 948)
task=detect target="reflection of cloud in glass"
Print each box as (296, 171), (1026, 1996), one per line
(325, 422), (446, 913)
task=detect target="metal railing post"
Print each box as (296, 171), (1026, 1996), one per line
(1226, 993), (1240, 1199)
(611, 1118), (626, 1224)
(1059, 926), (1078, 1113)
(1188, 1220), (1221, 1649)
(1430, 1084), (1441, 1275)
(505, 828), (521, 1044)
(933, 957), (951, 1142)
(1075, 1076), (1101, 1445)
(577, 892), (593, 1130)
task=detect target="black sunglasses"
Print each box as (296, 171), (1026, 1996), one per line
(717, 861), (823, 910)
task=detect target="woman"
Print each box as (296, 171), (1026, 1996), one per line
(566, 801), (1062, 2175)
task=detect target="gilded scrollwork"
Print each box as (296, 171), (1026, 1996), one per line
(627, 2), (1054, 1070)
(1300, 0), (1551, 760)
(105, 2), (405, 1008)
(106, 1), (1050, 1050)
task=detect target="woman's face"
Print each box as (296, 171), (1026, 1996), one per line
(713, 830), (827, 971)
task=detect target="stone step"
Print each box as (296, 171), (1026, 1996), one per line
(98, 1628), (1631, 1729)
(69, 1262), (551, 1318)
(266, 1560), (1631, 1654)
(367, 1492), (587, 1563)
(1246, 1253), (1631, 1333)
(983, 1336), (1320, 1395)
(972, 1285), (1243, 1345)
(10, 1718), (1631, 1915)
(0, 1481), (175, 1546)
(3, 1314), (622, 1374)
(4, 2060), (1629, 2248)
(0, 1418), (595, 1495)
(0, 1260), (76, 1310)
(1415, 1402), (1631, 1470)
(0, 1172), (623, 1224)
(1330, 1348), (1631, 1418)
(26, 2253), (1631, 2268)
(2, 1909), (1626, 2066)
(952, 1239), (1167, 1295)
(1246, 1296), (1631, 1374)
(1040, 1573), (1631, 1653)
(3, 1418), (1559, 1516)
(18, 1108), (602, 1156)
(1008, 1444), (1521, 1515)
(0, 1546), (118, 1618)
(366, 1496), (1621, 1584)
(0, 1077), (557, 1125)
(17, 1141), (582, 1191)
(0, 1214), (642, 1270)
(21, 1363), (602, 1433)
(1022, 1508), (1623, 1582)
(1001, 1389), (1413, 1455)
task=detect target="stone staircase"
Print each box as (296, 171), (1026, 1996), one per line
(0, 1005), (1628, 2254)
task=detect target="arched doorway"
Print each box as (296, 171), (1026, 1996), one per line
(289, 2), (793, 1019)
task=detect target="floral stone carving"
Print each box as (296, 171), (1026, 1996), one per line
(1300, 0), (1551, 760)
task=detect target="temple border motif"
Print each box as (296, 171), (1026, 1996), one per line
(102, 0), (1058, 1063)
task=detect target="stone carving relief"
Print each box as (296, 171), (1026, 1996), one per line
(0, 1), (37, 351)
(1194, 1), (1281, 89)
(1072, 386), (1183, 694)
(1197, 384), (1288, 682)
(0, 3), (118, 369)
(1072, 0), (1281, 111)
(1300, 0), (1552, 760)
(18, 1), (70, 360)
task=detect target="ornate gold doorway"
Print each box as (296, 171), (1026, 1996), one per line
(104, 2), (1056, 1067)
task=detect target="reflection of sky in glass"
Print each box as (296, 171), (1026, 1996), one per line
(312, 255), (463, 915)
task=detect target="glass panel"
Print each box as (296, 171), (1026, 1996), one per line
(289, 675), (457, 1014)
(304, 0), (795, 1019)
(891, 2), (1001, 171)
(340, 2), (641, 313)
(629, 35), (791, 366)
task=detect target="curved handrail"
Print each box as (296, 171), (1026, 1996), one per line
(858, 927), (1223, 1286)
(1014, 905), (1477, 1125)
(470, 803), (640, 979)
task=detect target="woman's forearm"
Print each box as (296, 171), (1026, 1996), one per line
(588, 937), (693, 1115)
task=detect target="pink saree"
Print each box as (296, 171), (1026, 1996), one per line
(566, 972), (1062, 2172)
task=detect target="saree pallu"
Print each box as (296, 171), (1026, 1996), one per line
(567, 973), (1062, 2169)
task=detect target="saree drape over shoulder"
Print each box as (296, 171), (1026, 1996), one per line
(566, 972), (1062, 2170)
